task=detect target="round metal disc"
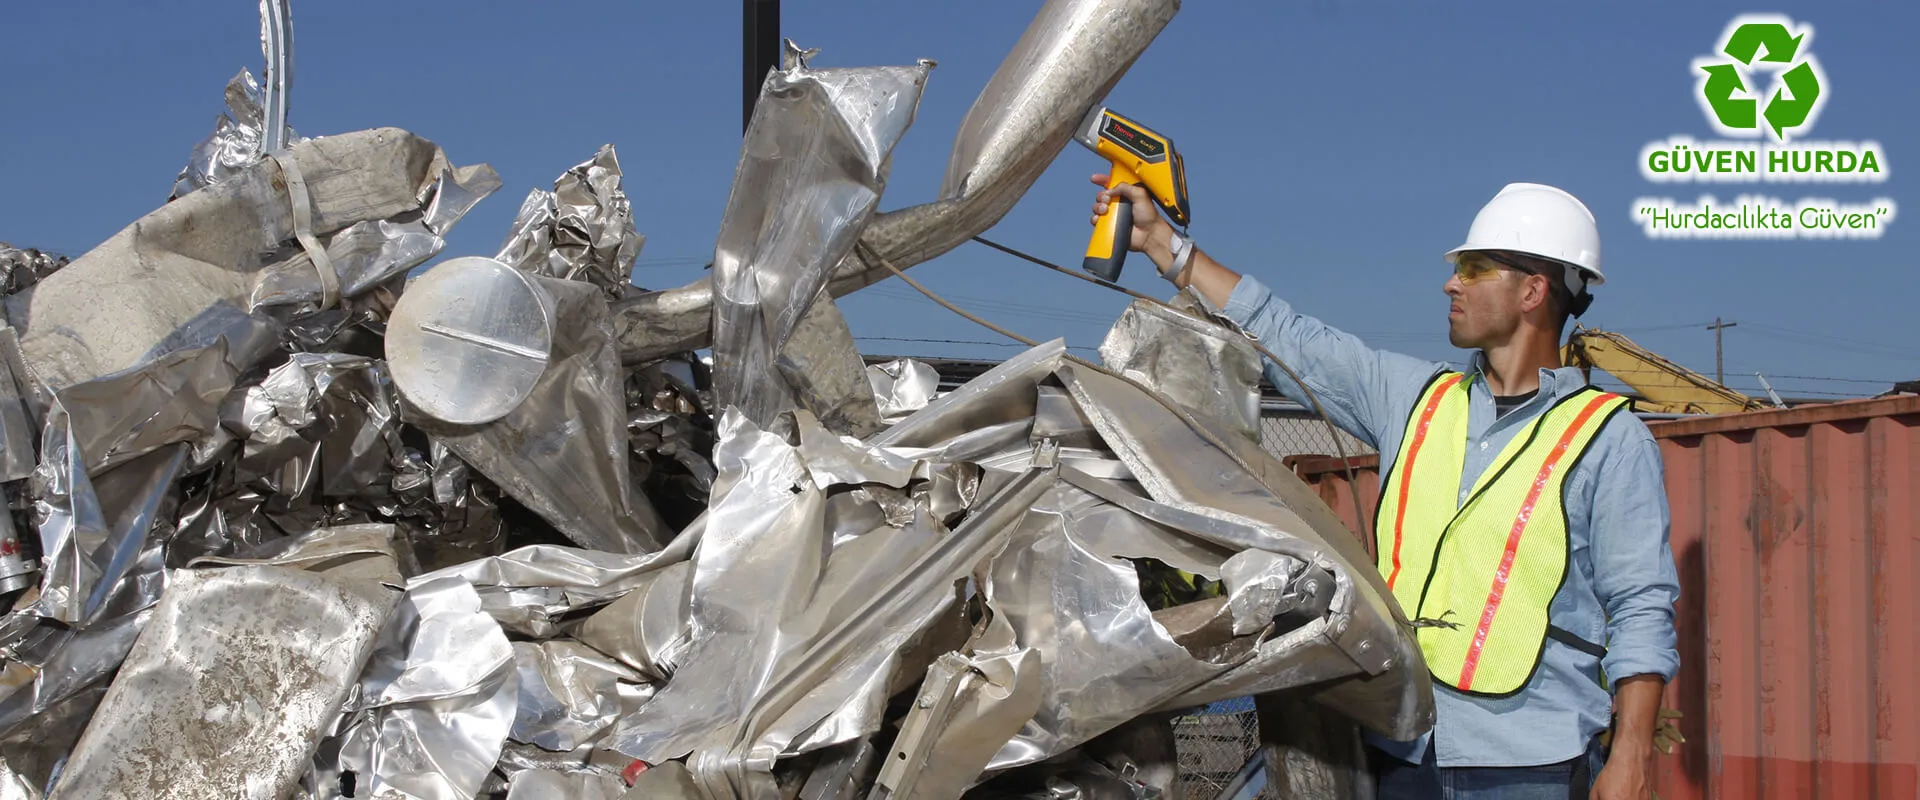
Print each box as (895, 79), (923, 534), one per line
(386, 256), (554, 425)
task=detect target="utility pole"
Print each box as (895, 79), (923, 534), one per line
(743, 0), (781, 133)
(1707, 318), (1738, 384)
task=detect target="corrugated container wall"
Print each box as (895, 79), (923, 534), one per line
(1287, 395), (1920, 800)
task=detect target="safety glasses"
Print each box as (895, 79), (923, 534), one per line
(1451, 251), (1537, 285)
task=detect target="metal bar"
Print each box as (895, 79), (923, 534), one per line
(259, 0), (293, 154)
(1756, 371), (1788, 408)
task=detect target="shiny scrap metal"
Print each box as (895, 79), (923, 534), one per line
(0, 0), (1449, 796)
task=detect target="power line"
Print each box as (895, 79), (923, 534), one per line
(1741, 324), (1919, 361)
(1605, 321), (1719, 334)
(1745, 322), (1908, 350)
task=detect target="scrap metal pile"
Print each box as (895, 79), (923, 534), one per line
(0, 0), (1432, 798)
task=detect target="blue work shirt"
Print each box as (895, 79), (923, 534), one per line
(1221, 275), (1681, 769)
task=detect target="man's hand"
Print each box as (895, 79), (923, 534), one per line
(1595, 674), (1668, 799)
(1090, 173), (1173, 263)
(1089, 173), (1242, 303)
(1594, 744), (1653, 800)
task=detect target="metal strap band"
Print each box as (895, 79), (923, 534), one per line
(269, 151), (340, 309)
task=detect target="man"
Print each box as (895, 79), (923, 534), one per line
(1090, 177), (1680, 799)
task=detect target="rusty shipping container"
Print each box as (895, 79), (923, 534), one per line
(1287, 394), (1920, 800)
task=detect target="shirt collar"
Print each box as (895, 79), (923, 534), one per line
(1466, 351), (1588, 399)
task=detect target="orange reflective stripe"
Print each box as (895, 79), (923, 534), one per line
(1387, 374), (1464, 591)
(1456, 391), (1619, 690)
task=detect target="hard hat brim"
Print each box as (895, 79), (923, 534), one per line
(1443, 244), (1605, 287)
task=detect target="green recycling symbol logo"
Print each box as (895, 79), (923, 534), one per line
(1692, 14), (1829, 142)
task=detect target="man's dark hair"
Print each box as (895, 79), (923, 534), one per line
(1488, 250), (1583, 334)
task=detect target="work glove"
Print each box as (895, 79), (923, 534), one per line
(1598, 707), (1686, 755)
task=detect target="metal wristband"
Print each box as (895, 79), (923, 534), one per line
(1161, 232), (1194, 281)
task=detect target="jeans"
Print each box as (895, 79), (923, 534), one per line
(1370, 737), (1606, 800)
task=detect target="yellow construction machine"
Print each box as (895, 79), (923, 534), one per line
(1561, 325), (1768, 415)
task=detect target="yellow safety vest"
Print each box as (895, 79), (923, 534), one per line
(1373, 371), (1629, 697)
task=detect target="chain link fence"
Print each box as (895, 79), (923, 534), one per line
(1170, 698), (1266, 799)
(1255, 411), (1374, 463)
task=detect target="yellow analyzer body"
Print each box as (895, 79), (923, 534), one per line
(1077, 106), (1192, 282)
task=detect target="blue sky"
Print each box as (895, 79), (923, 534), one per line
(4, 0), (1913, 401)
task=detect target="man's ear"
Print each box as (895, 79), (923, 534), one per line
(1520, 273), (1553, 314)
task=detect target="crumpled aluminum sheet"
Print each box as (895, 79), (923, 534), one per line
(220, 352), (403, 503)
(0, 329), (41, 483)
(774, 298), (883, 439)
(0, 608), (150, 744)
(1098, 297), (1264, 445)
(496, 145), (645, 300)
(0, 680), (105, 800)
(977, 479), (1252, 772)
(509, 640), (653, 752)
(2, 439), (188, 734)
(169, 68), (302, 201)
(611, 0), (1181, 364)
(684, 336), (1420, 777)
(11, 128), (486, 393)
(604, 409), (831, 764)
(250, 164), (502, 313)
(573, 560), (691, 682)
(410, 538), (695, 639)
(1059, 466), (1390, 688)
(700, 466), (1054, 800)
(49, 551), (400, 799)
(53, 323), (277, 477)
(877, 614), (1044, 800)
(608, 408), (1058, 799)
(625, 357), (716, 506)
(380, 441), (512, 573)
(1221, 549), (1307, 637)
(709, 42), (931, 430)
(502, 769), (628, 800)
(796, 413), (916, 490)
(0, 243), (68, 297)
(866, 358), (939, 423)
(869, 339), (1062, 451)
(27, 435), (189, 628)
(1050, 363), (1432, 739)
(0, 755), (39, 800)
(416, 275), (668, 555)
(312, 575), (517, 800)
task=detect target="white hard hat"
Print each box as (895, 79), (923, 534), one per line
(1445, 182), (1604, 291)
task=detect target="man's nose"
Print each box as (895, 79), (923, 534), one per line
(1444, 274), (1464, 296)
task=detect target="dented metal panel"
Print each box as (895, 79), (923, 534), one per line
(709, 43), (929, 431)
(51, 562), (398, 800)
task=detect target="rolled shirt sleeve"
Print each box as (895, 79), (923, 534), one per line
(1586, 421), (1683, 685)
